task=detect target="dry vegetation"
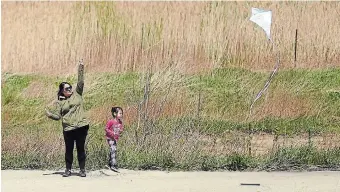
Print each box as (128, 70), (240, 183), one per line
(2, 2), (340, 74)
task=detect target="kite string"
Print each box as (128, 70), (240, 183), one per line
(248, 38), (280, 118)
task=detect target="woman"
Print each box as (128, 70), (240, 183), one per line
(45, 60), (90, 177)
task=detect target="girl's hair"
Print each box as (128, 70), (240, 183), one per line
(57, 82), (71, 100)
(111, 107), (123, 117)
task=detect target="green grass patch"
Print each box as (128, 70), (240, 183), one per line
(263, 146), (340, 171)
(2, 69), (340, 171)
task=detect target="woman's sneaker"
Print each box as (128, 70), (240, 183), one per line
(62, 169), (71, 177)
(79, 169), (86, 177)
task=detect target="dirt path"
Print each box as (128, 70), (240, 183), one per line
(2, 169), (340, 192)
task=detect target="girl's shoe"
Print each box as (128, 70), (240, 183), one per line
(110, 166), (119, 172)
(105, 165), (119, 173)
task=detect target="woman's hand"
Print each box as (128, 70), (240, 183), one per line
(45, 107), (53, 116)
(76, 59), (85, 95)
(45, 104), (61, 121)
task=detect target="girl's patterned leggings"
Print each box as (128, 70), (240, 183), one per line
(107, 139), (117, 167)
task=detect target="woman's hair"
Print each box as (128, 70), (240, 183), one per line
(111, 107), (123, 117)
(57, 82), (71, 100)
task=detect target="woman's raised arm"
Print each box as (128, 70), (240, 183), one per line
(76, 59), (84, 95)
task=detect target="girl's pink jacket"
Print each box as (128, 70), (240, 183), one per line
(105, 119), (123, 141)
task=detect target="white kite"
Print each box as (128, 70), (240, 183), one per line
(250, 8), (272, 40)
(249, 7), (280, 116)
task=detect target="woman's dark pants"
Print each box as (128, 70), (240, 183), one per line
(63, 125), (89, 170)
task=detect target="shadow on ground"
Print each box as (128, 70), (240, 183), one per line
(43, 171), (81, 177)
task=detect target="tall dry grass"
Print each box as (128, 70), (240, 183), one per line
(2, 1), (340, 75)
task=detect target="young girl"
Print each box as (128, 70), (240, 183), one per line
(105, 107), (124, 172)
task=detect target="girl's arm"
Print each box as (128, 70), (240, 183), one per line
(76, 60), (84, 95)
(105, 121), (115, 139)
(45, 101), (62, 121)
